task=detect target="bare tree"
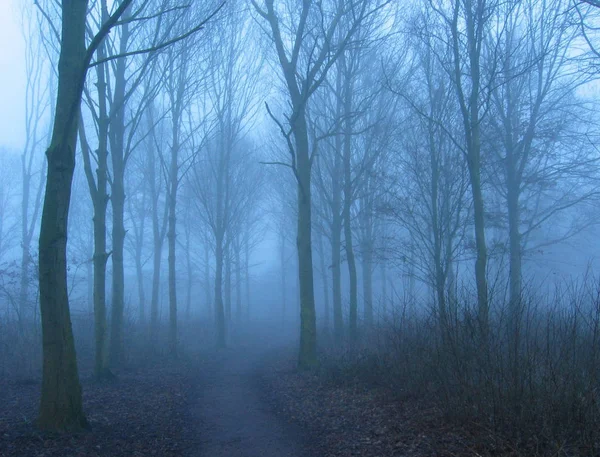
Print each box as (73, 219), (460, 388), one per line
(188, 2), (262, 347)
(37, 0), (134, 431)
(427, 0), (500, 332)
(253, 0), (385, 365)
(487, 0), (597, 323)
(35, 0), (219, 429)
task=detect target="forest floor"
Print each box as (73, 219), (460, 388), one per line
(0, 357), (200, 457)
(1, 339), (518, 457)
(262, 350), (505, 457)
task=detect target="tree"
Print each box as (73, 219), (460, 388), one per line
(188, 2), (262, 347)
(79, 0), (112, 378)
(253, 0), (384, 366)
(428, 0), (498, 332)
(487, 0), (596, 325)
(37, 0), (133, 431)
(36, 0), (218, 429)
(388, 11), (470, 329)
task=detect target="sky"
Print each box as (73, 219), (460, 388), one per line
(0, 0), (27, 151)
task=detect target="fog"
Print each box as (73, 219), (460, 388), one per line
(1, 0), (600, 455)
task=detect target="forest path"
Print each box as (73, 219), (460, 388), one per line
(188, 341), (311, 457)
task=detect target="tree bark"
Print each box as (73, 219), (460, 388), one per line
(294, 112), (317, 369)
(235, 236), (242, 323)
(167, 122), (179, 357)
(317, 232), (330, 329)
(215, 237), (226, 347)
(108, 20), (129, 368)
(205, 242), (211, 318)
(280, 223), (287, 323)
(225, 247), (232, 322)
(331, 68), (344, 343)
(38, 0), (88, 430)
(80, 21), (110, 377)
(361, 240), (373, 326)
(244, 227), (250, 321)
(342, 75), (358, 343)
(185, 220), (192, 321)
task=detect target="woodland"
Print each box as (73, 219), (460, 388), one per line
(2, 0), (600, 456)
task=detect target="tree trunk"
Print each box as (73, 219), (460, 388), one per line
(331, 67), (344, 342)
(343, 145), (358, 343)
(38, 0), (88, 430)
(331, 213), (342, 341)
(362, 241), (373, 326)
(167, 141), (178, 357)
(469, 154), (488, 331)
(148, 104), (167, 346)
(110, 173), (125, 367)
(80, 31), (110, 377)
(317, 232), (330, 330)
(235, 237), (242, 323)
(507, 162), (521, 325)
(135, 243), (146, 324)
(150, 233), (163, 343)
(185, 222), (192, 321)
(205, 242), (211, 318)
(280, 224), (286, 323)
(108, 21), (129, 368)
(294, 112), (317, 369)
(215, 238), (226, 347)
(225, 248), (232, 322)
(245, 227), (250, 321)
(342, 67), (358, 343)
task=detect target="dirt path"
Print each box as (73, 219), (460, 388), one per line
(188, 346), (311, 457)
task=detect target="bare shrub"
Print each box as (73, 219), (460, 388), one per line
(317, 278), (600, 455)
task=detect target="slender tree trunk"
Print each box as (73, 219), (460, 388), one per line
(362, 241), (373, 326)
(19, 224), (31, 320)
(185, 224), (192, 321)
(452, 0), (489, 332)
(148, 105), (167, 346)
(343, 150), (358, 343)
(150, 236), (163, 342)
(167, 144), (178, 357)
(86, 247), (93, 315)
(342, 68), (358, 342)
(317, 232), (330, 330)
(80, 31), (110, 377)
(235, 237), (241, 323)
(331, 67), (344, 342)
(429, 127), (447, 327)
(507, 163), (521, 322)
(204, 242), (211, 318)
(506, 155), (522, 394)
(469, 154), (488, 331)
(280, 225), (286, 323)
(20, 167), (36, 322)
(244, 227), (250, 321)
(110, 171), (126, 367)
(38, 0), (87, 430)
(215, 237), (226, 347)
(135, 244), (146, 324)
(108, 22), (129, 368)
(331, 214), (342, 340)
(225, 248), (232, 322)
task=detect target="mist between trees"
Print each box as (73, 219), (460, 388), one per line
(1, 0), (600, 451)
